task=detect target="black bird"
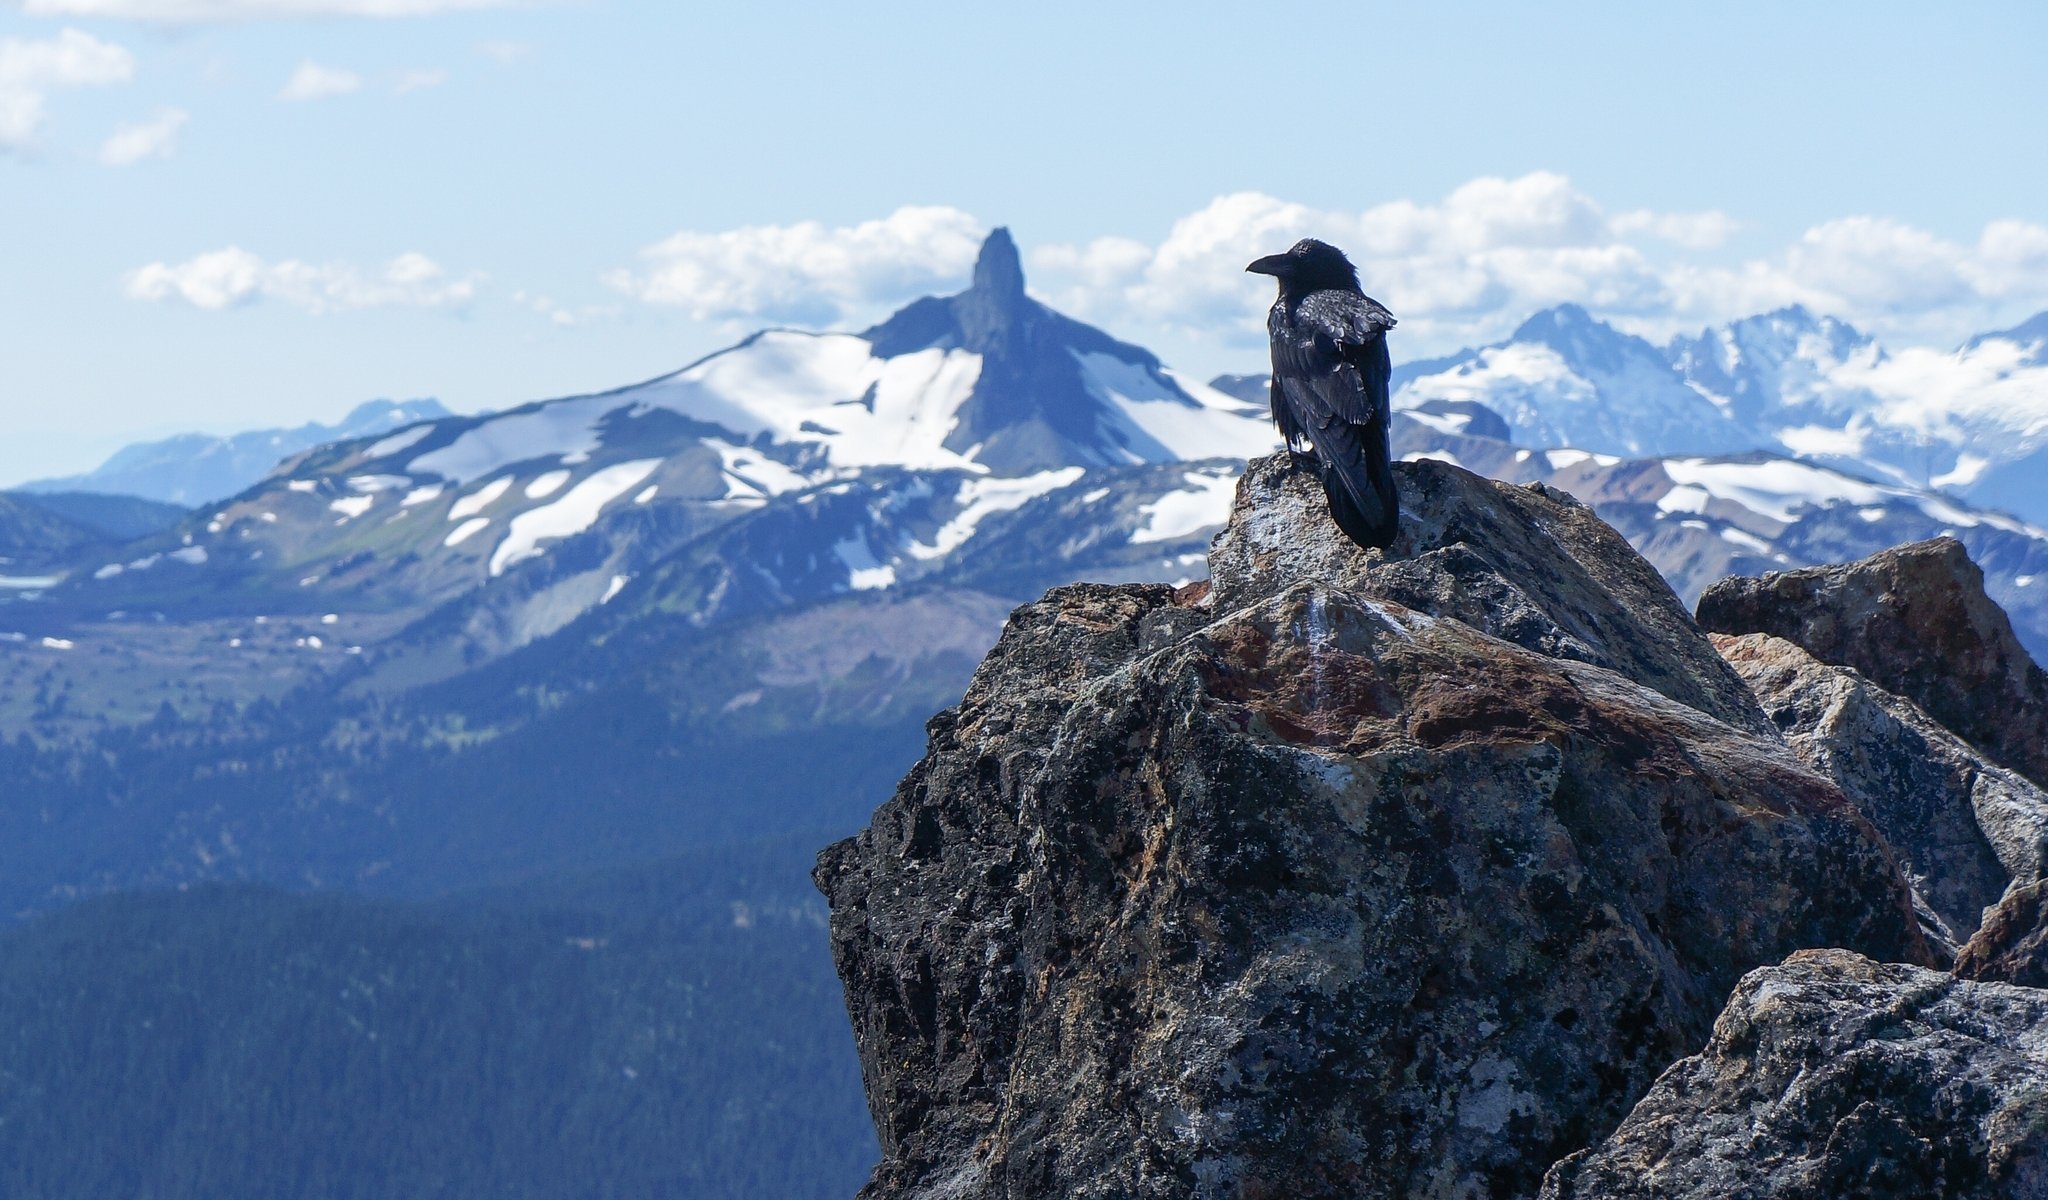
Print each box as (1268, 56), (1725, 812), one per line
(1246, 239), (1399, 549)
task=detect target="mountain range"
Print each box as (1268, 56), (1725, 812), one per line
(19, 398), (450, 507)
(1388, 300), (2048, 526)
(1, 228), (2046, 1198)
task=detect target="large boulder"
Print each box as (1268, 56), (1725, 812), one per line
(1542, 949), (2048, 1200)
(817, 455), (1927, 1200)
(1713, 632), (2048, 958)
(1698, 538), (2048, 789)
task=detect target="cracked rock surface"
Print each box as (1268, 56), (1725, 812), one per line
(1542, 949), (2048, 1200)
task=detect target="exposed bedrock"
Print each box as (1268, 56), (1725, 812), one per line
(817, 454), (1928, 1200)
(1542, 949), (2048, 1200)
(1698, 537), (2048, 790)
(1713, 631), (2048, 960)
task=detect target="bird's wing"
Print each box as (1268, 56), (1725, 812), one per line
(1269, 374), (1307, 448)
(1274, 292), (1396, 429)
(1272, 292), (1400, 548)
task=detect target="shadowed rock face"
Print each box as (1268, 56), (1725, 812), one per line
(1698, 537), (2048, 790)
(1542, 949), (2048, 1200)
(1714, 632), (2048, 959)
(817, 454), (1925, 1200)
(1958, 881), (2048, 988)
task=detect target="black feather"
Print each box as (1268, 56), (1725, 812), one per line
(1250, 239), (1399, 549)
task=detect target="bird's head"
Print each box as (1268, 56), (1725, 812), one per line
(1246, 239), (1361, 295)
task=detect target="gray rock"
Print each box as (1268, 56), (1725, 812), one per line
(1713, 632), (2048, 957)
(1958, 881), (2048, 990)
(1698, 538), (2048, 789)
(818, 454), (1927, 1200)
(1542, 949), (2048, 1200)
(1213, 454), (1775, 738)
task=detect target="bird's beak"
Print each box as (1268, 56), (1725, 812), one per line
(1245, 254), (1290, 277)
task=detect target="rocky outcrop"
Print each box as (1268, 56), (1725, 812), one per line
(1213, 456), (1775, 738)
(1541, 949), (2048, 1200)
(1713, 632), (2048, 958)
(818, 454), (1927, 1200)
(1958, 881), (2048, 989)
(1698, 537), (2048, 789)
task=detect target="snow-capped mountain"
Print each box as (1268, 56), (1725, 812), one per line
(1392, 302), (2048, 528)
(1392, 418), (2048, 661)
(22, 399), (451, 507)
(21, 230), (1271, 692)
(1396, 305), (1759, 458)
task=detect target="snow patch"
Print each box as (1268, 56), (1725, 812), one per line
(908, 467), (1085, 560)
(444, 517), (490, 547)
(1074, 353), (1271, 463)
(1719, 527), (1773, 553)
(401, 484), (444, 507)
(329, 495), (374, 520)
(525, 470), (571, 499)
(709, 440), (808, 502)
(1657, 485), (1711, 514)
(448, 477), (513, 521)
(489, 459), (662, 576)
(623, 332), (988, 472)
(366, 425), (435, 459)
(347, 474), (409, 494)
(1131, 470), (1239, 544)
(1931, 453), (1992, 490)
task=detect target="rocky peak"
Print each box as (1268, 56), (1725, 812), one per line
(818, 452), (1930, 1200)
(1698, 536), (2048, 790)
(953, 227), (1032, 357)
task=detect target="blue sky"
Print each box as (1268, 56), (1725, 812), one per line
(2, 1), (2045, 487)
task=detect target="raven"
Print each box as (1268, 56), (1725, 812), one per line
(1247, 239), (1399, 549)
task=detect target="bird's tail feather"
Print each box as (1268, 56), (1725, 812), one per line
(1313, 420), (1399, 550)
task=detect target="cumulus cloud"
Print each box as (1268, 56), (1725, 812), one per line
(98, 105), (186, 164)
(125, 247), (477, 313)
(592, 179), (2048, 360)
(607, 205), (987, 326)
(1027, 173), (1681, 351)
(1020, 174), (2048, 354)
(0, 28), (133, 149)
(277, 60), (361, 101)
(13, 0), (532, 20)
(1611, 209), (1742, 250)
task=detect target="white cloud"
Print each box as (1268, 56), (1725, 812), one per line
(277, 59), (360, 101)
(125, 247), (478, 313)
(98, 105), (186, 164)
(1023, 174), (2048, 355)
(593, 178), (2048, 362)
(1612, 209), (1742, 250)
(607, 205), (987, 326)
(0, 28), (133, 149)
(15, 0), (532, 20)
(1028, 173), (1677, 351)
